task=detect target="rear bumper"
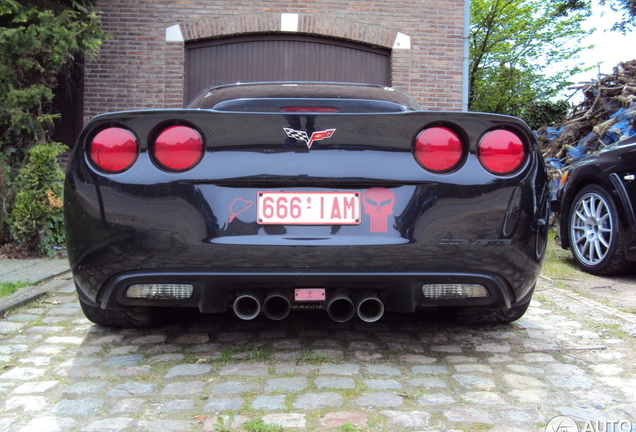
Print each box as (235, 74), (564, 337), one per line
(66, 144), (548, 315)
(79, 269), (516, 313)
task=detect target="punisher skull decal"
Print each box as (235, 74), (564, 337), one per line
(362, 188), (396, 233)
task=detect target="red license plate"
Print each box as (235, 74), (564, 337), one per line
(257, 192), (361, 225)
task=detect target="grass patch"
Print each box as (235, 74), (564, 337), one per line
(242, 419), (284, 432)
(339, 424), (369, 432)
(297, 350), (329, 364)
(541, 228), (581, 281)
(467, 424), (495, 432)
(212, 415), (235, 432)
(248, 346), (272, 362)
(0, 280), (30, 298)
(601, 323), (630, 339)
(534, 293), (556, 307)
(218, 349), (234, 363)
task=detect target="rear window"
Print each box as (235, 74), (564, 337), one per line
(210, 98), (414, 113)
(187, 82), (422, 111)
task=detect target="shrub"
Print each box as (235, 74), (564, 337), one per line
(8, 142), (66, 256)
(0, 0), (105, 254)
(523, 100), (570, 130)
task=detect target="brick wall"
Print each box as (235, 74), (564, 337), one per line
(86, 0), (466, 122)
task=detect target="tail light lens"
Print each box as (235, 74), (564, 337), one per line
(89, 127), (138, 173)
(153, 125), (204, 171)
(478, 129), (525, 175)
(414, 127), (463, 172)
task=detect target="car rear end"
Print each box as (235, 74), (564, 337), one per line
(64, 83), (549, 325)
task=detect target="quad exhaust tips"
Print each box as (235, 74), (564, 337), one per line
(233, 291), (384, 323)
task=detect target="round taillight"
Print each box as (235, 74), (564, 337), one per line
(89, 127), (138, 173)
(153, 125), (204, 171)
(478, 129), (525, 175)
(414, 127), (463, 172)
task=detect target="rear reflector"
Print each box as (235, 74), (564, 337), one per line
(89, 127), (138, 173)
(477, 129), (525, 175)
(414, 127), (463, 172)
(125, 284), (194, 300)
(421, 284), (489, 300)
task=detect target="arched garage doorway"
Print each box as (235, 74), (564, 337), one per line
(184, 34), (391, 103)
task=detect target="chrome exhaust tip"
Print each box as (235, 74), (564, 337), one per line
(262, 291), (291, 321)
(233, 293), (261, 320)
(326, 293), (355, 323)
(354, 294), (385, 323)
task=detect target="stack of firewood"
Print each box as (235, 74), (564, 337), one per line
(537, 59), (636, 170)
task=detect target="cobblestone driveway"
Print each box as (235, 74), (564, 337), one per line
(0, 279), (635, 432)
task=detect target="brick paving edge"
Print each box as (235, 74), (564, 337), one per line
(553, 287), (636, 324)
(0, 271), (72, 318)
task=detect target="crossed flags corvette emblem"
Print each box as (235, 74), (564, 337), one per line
(283, 128), (336, 149)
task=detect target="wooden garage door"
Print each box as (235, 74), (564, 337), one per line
(185, 34), (391, 104)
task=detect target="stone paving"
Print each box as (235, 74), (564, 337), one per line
(0, 279), (635, 432)
(0, 259), (68, 285)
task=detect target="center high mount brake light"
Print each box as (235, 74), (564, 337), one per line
(280, 106), (340, 112)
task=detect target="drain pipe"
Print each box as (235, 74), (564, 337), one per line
(462, 0), (471, 111)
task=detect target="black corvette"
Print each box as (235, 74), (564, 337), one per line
(553, 135), (636, 275)
(64, 82), (549, 327)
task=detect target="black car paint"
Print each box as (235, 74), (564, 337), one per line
(555, 136), (636, 261)
(65, 94), (549, 318)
